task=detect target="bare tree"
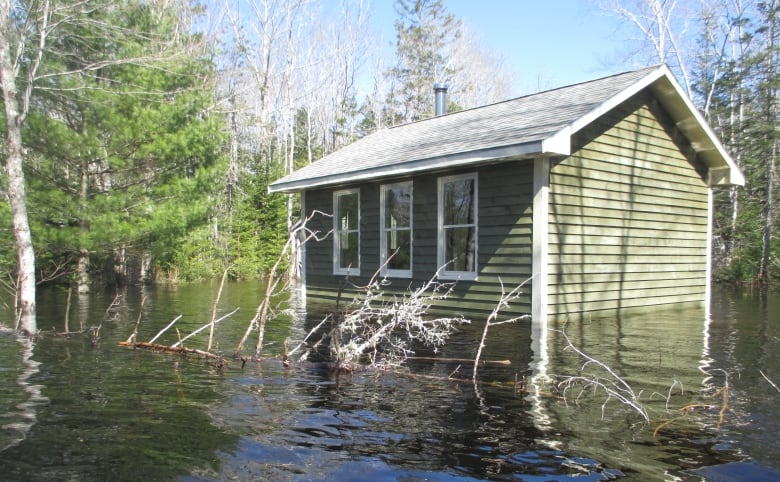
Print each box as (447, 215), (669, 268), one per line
(602, 0), (696, 94)
(448, 25), (514, 108)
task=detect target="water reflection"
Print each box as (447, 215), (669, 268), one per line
(0, 283), (777, 481)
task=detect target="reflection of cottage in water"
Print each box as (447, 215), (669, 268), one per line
(270, 65), (743, 323)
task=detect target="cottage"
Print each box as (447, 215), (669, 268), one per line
(269, 65), (744, 324)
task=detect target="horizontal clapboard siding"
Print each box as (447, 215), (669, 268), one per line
(547, 94), (709, 319)
(303, 161), (535, 318)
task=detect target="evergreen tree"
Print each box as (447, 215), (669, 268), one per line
(385, 0), (461, 124)
(19, 0), (224, 289)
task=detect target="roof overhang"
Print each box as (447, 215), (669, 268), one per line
(648, 67), (745, 186)
(268, 140), (564, 193)
(269, 65), (744, 194)
(556, 64), (744, 187)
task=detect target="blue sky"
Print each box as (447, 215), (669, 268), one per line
(369, 0), (634, 95)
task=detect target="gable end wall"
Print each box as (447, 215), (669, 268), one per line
(547, 93), (710, 319)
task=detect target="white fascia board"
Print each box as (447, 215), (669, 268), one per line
(569, 67), (667, 135)
(268, 140), (545, 193)
(541, 128), (571, 156)
(652, 67), (745, 186)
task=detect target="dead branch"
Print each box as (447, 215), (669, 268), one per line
(287, 313), (332, 361)
(554, 326), (650, 423)
(760, 370), (780, 393)
(207, 267), (230, 352)
(117, 341), (227, 367)
(294, 267), (468, 370)
(149, 315), (183, 344)
(171, 307), (240, 348)
(236, 210), (332, 356)
(63, 287), (72, 335)
(125, 296), (146, 344)
(472, 277), (531, 383)
(406, 356), (511, 365)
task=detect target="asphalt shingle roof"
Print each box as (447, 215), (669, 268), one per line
(269, 66), (741, 192)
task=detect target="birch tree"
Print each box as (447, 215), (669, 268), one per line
(0, 0), (216, 332)
(0, 0), (51, 334)
(603, 0), (697, 94)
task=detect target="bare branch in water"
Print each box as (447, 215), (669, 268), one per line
(553, 327), (650, 423)
(760, 370), (780, 393)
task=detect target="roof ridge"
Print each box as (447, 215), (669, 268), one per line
(380, 65), (663, 132)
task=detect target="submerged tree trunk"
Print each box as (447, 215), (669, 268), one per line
(77, 250), (90, 294)
(113, 245), (128, 288)
(0, 2), (37, 334)
(760, 142), (776, 284)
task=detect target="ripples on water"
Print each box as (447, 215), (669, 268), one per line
(0, 283), (777, 481)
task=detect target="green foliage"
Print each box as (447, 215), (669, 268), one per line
(696, 1), (780, 283)
(226, 163), (289, 280)
(18, 0), (226, 286)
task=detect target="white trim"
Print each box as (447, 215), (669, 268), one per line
(380, 181), (413, 278)
(705, 184), (714, 317)
(269, 142), (544, 193)
(299, 191), (307, 304)
(333, 188), (360, 276)
(437, 172), (478, 281)
(532, 158), (549, 324)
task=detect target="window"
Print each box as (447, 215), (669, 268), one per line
(333, 189), (360, 275)
(380, 182), (413, 277)
(438, 173), (477, 279)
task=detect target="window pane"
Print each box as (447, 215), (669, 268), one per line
(386, 230), (411, 270)
(444, 226), (476, 272)
(443, 178), (475, 226)
(339, 232), (359, 268)
(384, 185), (411, 229)
(339, 193), (359, 231)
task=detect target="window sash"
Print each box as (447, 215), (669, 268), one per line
(333, 189), (360, 275)
(380, 182), (413, 277)
(438, 174), (477, 280)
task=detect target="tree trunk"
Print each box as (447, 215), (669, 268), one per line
(77, 249), (91, 294)
(139, 250), (152, 285)
(760, 142), (775, 284)
(0, 5), (37, 334)
(77, 158), (90, 294)
(113, 245), (128, 288)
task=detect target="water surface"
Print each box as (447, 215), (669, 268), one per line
(0, 283), (777, 481)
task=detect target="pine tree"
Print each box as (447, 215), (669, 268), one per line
(385, 0), (461, 124)
(21, 0), (224, 289)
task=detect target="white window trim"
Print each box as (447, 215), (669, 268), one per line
(437, 172), (478, 281)
(380, 181), (413, 278)
(333, 188), (360, 276)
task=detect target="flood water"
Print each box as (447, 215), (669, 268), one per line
(0, 282), (778, 481)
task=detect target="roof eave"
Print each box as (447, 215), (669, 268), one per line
(648, 67), (745, 186)
(268, 140), (560, 193)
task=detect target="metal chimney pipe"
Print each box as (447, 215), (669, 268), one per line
(434, 83), (448, 116)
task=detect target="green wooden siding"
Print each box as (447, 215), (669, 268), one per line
(547, 94), (709, 319)
(303, 161), (535, 318)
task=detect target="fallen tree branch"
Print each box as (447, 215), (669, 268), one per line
(406, 356), (511, 365)
(760, 370), (780, 393)
(207, 268), (230, 352)
(473, 277), (531, 383)
(117, 341), (228, 366)
(149, 315), (182, 344)
(171, 307), (240, 348)
(554, 326), (650, 423)
(125, 296), (146, 344)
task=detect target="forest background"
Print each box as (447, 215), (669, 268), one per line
(1, 0), (778, 333)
